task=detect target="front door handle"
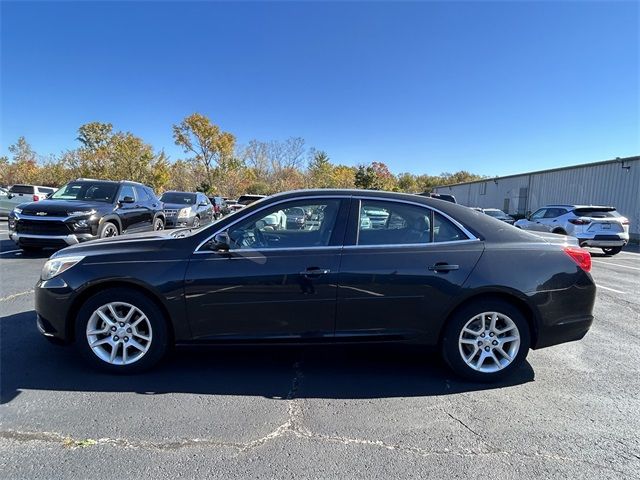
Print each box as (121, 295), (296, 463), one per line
(428, 263), (459, 273)
(300, 268), (331, 277)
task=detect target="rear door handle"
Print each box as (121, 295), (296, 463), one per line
(300, 268), (331, 277)
(428, 263), (459, 273)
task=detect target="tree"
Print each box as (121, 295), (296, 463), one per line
(77, 122), (113, 150)
(396, 172), (418, 193)
(307, 150), (334, 188)
(354, 164), (380, 189)
(173, 113), (235, 188)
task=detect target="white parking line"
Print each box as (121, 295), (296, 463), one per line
(0, 249), (21, 256)
(592, 260), (640, 271)
(596, 284), (626, 294)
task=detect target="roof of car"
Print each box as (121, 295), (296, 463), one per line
(74, 178), (147, 186)
(545, 204), (615, 209)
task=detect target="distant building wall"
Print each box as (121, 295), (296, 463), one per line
(434, 156), (640, 240)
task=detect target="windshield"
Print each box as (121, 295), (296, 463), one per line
(160, 192), (197, 205)
(50, 182), (118, 203)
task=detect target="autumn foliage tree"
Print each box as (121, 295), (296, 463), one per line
(1, 115), (486, 197)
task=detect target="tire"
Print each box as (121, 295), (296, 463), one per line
(98, 221), (119, 239)
(154, 217), (164, 231)
(602, 247), (622, 256)
(192, 216), (200, 228)
(552, 229), (567, 235)
(441, 299), (531, 382)
(75, 288), (169, 373)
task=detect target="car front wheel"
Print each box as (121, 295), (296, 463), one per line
(441, 300), (531, 382)
(75, 288), (169, 373)
(154, 217), (164, 231)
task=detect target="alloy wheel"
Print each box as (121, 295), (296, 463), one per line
(101, 223), (118, 238)
(86, 302), (153, 365)
(155, 218), (164, 231)
(458, 311), (521, 373)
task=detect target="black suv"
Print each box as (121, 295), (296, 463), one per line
(8, 179), (165, 251)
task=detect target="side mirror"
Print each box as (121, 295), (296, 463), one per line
(210, 231), (231, 252)
(7, 193), (13, 199)
(119, 196), (135, 205)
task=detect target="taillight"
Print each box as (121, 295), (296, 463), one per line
(563, 246), (591, 272)
(33, 195), (39, 202)
(622, 219), (630, 225)
(568, 218), (590, 225)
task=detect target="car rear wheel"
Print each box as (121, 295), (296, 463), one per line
(75, 288), (169, 373)
(98, 222), (119, 238)
(441, 300), (530, 382)
(602, 247), (622, 256)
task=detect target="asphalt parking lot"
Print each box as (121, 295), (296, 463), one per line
(1, 222), (639, 479)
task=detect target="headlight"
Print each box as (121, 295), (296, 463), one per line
(178, 208), (191, 218)
(41, 256), (85, 281)
(67, 209), (96, 217)
(13, 207), (22, 214)
(72, 219), (90, 230)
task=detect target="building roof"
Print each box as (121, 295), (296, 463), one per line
(434, 155), (639, 189)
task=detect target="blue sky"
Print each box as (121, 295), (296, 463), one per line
(1, 1), (638, 176)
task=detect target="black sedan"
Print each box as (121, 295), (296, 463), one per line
(34, 189), (595, 381)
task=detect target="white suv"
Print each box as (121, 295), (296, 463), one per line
(515, 204), (630, 255)
(0, 184), (57, 215)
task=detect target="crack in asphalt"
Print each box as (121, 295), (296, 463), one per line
(0, 289), (34, 303)
(0, 360), (631, 475)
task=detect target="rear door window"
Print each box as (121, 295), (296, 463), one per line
(544, 208), (566, 218)
(357, 200), (432, 246)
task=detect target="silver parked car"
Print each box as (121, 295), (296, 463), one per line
(514, 204), (630, 255)
(472, 208), (515, 224)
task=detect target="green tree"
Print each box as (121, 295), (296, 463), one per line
(307, 150), (334, 188)
(173, 113), (236, 189)
(354, 164), (380, 189)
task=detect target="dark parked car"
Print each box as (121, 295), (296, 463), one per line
(284, 206), (307, 229)
(8, 179), (165, 251)
(418, 192), (457, 203)
(237, 194), (266, 206)
(161, 191), (214, 229)
(35, 189), (595, 381)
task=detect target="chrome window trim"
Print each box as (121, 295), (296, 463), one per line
(193, 193), (479, 254)
(343, 238), (482, 250)
(193, 195), (348, 254)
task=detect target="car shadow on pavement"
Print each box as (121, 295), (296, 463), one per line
(1, 311), (534, 404)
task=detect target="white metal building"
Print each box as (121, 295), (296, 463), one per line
(433, 156), (640, 241)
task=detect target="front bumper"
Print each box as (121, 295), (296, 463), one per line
(35, 277), (75, 342)
(9, 231), (96, 248)
(165, 215), (197, 228)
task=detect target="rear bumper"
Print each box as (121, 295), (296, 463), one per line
(576, 233), (628, 248)
(533, 314), (593, 349)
